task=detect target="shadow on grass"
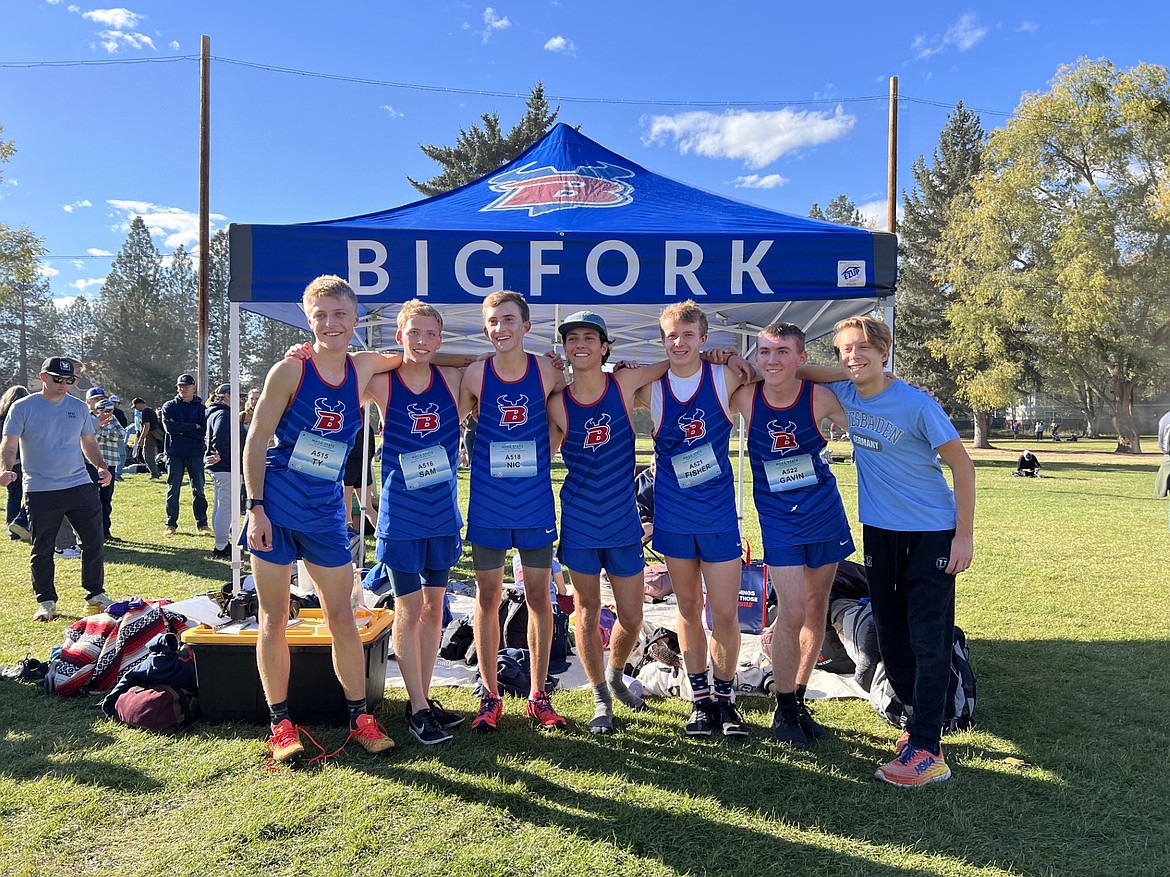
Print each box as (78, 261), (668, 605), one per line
(0, 682), (162, 791)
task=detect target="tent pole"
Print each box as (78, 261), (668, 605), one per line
(886, 74), (899, 372)
(229, 300), (242, 595)
(736, 324), (748, 524)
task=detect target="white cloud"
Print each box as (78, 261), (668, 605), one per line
(482, 7), (511, 42)
(169, 40), (180, 50)
(857, 199), (901, 232)
(732, 174), (789, 190)
(106, 199), (227, 249)
(643, 107), (856, 170)
(96, 30), (155, 53)
(83, 8), (141, 29)
(913, 14), (988, 59)
(86, 248), (114, 257)
(544, 35), (575, 54)
(67, 4), (80, 12)
(46, 0), (64, 5)
(380, 104), (405, 119)
(3, 178), (17, 187)
(68, 278), (106, 293)
(63, 198), (93, 213)
(53, 295), (82, 310)
(38, 265), (60, 277)
(1017, 21), (1038, 32)
(71, 259), (84, 270)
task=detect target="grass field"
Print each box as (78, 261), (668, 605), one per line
(1, 438), (1168, 877)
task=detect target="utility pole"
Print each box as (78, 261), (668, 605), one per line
(197, 34), (211, 396)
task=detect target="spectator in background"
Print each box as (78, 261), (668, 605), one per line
(132, 397), (163, 479)
(1035, 420), (1045, 441)
(241, 387), (261, 427)
(92, 398), (126, 539)
(634, 457), (655, 543)
(1, 385), (31, 541)
(107, 395), (129, 480)
(461, 414), (477, 467)
(160, 373), (209, 536)
(1011, 419), (1020, 439)
(205, 383), (246, 560)
(0, 356), (114, 622)
(1013, 450), (1042, 477)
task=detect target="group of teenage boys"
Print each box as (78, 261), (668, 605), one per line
(245, 275), (974, 788)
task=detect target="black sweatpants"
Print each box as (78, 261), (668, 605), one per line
(863, 524), (955, 754)
(27, 484), (106, 604)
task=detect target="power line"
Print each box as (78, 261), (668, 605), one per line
(1, 53), (1022, 115)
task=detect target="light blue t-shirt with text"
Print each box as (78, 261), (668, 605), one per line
(3, 393), (95, 492)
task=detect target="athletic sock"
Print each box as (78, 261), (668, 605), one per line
(606, 663), (645, 710)
(268, 699), (290, 731)
(592, 682), (613, 712)
(713, 676), (734, 702)
(687, 670), (712, 701)
(346, 697), (368, 729)
(795, 683), (808, 703)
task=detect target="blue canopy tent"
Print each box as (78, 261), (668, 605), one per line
(223, 124), (897, 573)
(229, 123), (896, 360)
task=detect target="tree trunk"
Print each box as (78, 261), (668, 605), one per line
(1110, 375), (1141, 453)
(972, 408), (994, 449)
(1078, 382), (1098, 438)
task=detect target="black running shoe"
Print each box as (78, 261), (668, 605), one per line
(797, 700), (830, 740)
(716, 700), (750, 737)
(406, 707), (453, 745)
(771, 704), (811, 749)
(427, 698), (465, 729)
(685, 698), (718, 737)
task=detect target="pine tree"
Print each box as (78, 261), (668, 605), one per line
(808, 195), (871, 228)
(407, 83), (560, 196)
(895, 102), (986, 426)
(0, 276), (59, 386)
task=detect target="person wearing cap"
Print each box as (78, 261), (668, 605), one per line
(160, 373), (209, 535)
(1013, 450), (1042, 477)
(91, 397), (126, 540)
(545, 311), (675, 734)
(0, 357), (115, 621)
(131, 397), (163, 479)
(205, 383), (246, 559)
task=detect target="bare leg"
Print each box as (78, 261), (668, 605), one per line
(305, 560), (367, 701)
(521, 564), (553, 694)
(769, 564), (807, 695)
(472, 566), (504, 694)
(568, 569), (606, 686)
(606, 570), (647, 710)
(252, 556), (293, 707)
(664, 555), (708, 677)
(418, 586), (446, 694)
(701, 557), (744, 683)
(393, 590), (427, 713)
(795, 563), (837, 687)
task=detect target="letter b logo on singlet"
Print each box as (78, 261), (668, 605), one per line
(498, 394), (529, 429)
(583, 413), (611, 450)
(313, 398), (346, 433)
(678, 408), (707, 445)
(768, 419), (799, 454)
(407, 403), (440, 435)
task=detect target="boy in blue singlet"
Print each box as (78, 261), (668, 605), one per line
(810, 315), (974, 787)
(633, 300), (757, 739)
(458, 291), (568, 733)
(729, 322), (853, 749)
(244, 275), (397, 764)
(365, 300), (466, 745)
(546, 312), (669, 734)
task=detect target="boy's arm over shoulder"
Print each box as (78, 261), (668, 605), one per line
(936, 437), (975, 575)
(537, 354), (566, 396)
(812, 383), (849, 431)
(614, 359), (670, 396)
(458, 360), (485, 421)
(797, 363), (850, 383)
(351, 350), (403, 388)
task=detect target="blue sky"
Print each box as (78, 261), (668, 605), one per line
(2, 0), (1167, 305)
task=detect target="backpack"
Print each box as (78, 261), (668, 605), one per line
(631, 626), (681, 676)
(473, 648), (560, 698)
(549, 604), (571, 671)
(869, 626), (977, 734)
(439, 614), (476, 664)
(113, 684), (198, 733)
(643, 564), (673, 602)
(498, 588), (530, 650)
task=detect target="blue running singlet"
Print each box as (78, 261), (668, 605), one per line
(467, 354), (555, 533)
(263, 356), (362, 533)
(559, 374), (642, 549)
(376, 367), (462, 540)
(652, 361), (737, 535)
(748, 380), (850, 546)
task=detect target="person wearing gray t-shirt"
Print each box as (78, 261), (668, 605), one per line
(0, 357), (115, 622)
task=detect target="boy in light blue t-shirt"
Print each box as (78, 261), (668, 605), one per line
(814, 316), (975, 788)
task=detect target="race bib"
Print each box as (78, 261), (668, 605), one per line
(490, 440), (538, 478)
(764, 454), (817, 491)
(671, 443), (721, 489)
(399, 445), (453, 491)
(289, 430), (347, 481)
